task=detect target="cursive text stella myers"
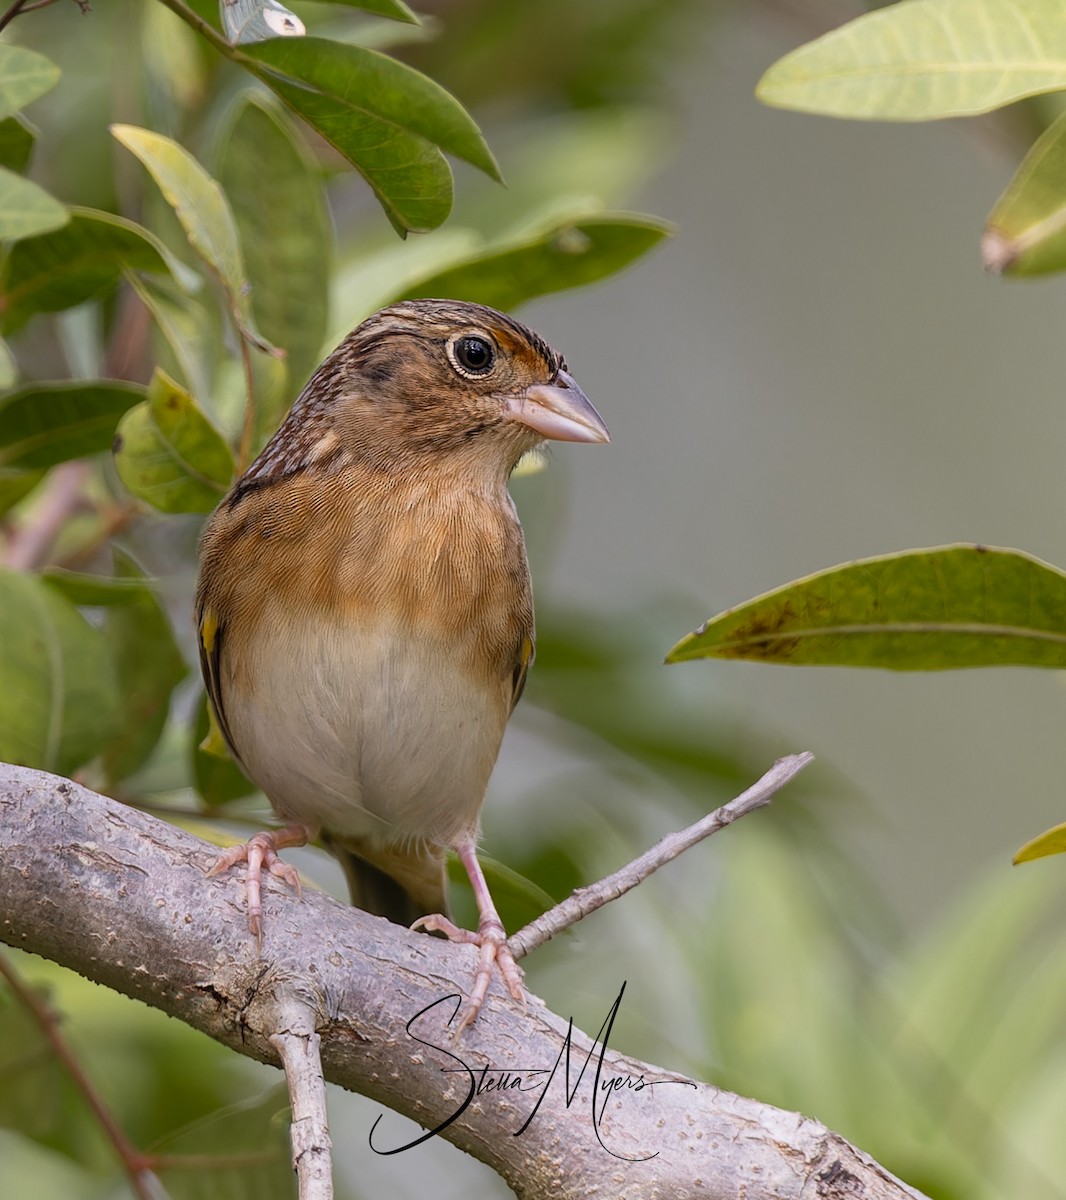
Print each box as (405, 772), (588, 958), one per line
(368, 981), (696, 1161)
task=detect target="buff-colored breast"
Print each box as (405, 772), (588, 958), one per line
(197, 460), (534, 848)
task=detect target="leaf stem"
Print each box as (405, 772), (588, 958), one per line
(0, 952), (164, 1200)
(153, 0), (233, 55)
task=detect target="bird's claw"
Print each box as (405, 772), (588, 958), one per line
(412, 912), (525, 1029)
(206, 827), (308, 942)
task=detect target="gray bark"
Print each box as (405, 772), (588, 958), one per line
(0, 764), (928, 1200)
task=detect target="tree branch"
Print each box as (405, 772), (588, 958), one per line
(0, 763), (929, 1200)
(510, 752), (813, 958)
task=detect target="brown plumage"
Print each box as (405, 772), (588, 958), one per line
(196, 299), (608, 1024)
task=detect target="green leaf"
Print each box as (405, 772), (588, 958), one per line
(40, 567), (159, 607)
(666, 545), (1066, 669)
(0, 567), (119, 775)
(390, 213), (672, 310)
(312, 0), (420, 23)
(0, 381), (145, 470)
(237, 36), (497, 234)
(757, 0), (1066, 121)
(0, 167), (68, 242)
(242, 37), (499, 178)
(110, 124), (268, 346)
(984, 109), (1066, 275)
(0, 117), (34, 173)
(192, 694), (255, 807)
(101, 550), (188, 785)
(0, 467), (42, 516)
(113, 368), (234, 513)
(0, 207), (174, 335)
(215, 94), (331, 394)
(447, 851), (555, 934)
(1014, 822), (1066, 865)
(0, 45), (60, 123)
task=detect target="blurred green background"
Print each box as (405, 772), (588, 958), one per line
(4, 2), (1066, 1198)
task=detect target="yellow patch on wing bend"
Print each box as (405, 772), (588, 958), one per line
(200, 607), (219, 655)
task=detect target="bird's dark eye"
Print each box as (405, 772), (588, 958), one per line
(449, 333), (496, 377)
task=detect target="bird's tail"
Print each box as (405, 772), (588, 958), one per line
(322, 833), (449, 927)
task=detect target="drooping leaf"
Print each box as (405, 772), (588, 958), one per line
(0, 381), (145, 470)
(242, 37), (499, 178)
(390, 213), (672, 310)
(100, 550), (188, 785)
(127, 272), (217, 405)
(110, 124), (271, 348)
(215, 94), (331, 395)
(0, 167), (68, 242)
(666, 545), (1066, 669)
(113, 369), (234, 513)
(0, 117), (34, 173)
(40, 567), (160, 607)
(0, 45), (60, 123)
(192, 693), (256, 807)
(984, 109), (1066, 275)
(237, 36), (498, 234)
(0, 568), (119, 775)
(154, 1084), (291, 1199)
(1014, 822), (1066, 865)
(757, 0), (1066, 121)
(0, 208), (174, 334)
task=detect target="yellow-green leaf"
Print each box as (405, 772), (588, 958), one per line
(0, 45), (60, 123)
(0, 167), (68, 242)
(667, 545), (1066, 669)
(984, 109), (1066, 275)
(1014, 822), (1066, 865)
(758, 0), (1066, 122)
(113, 369), (234, 513)
(111, 124), (269, 346)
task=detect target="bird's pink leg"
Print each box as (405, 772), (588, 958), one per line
(206, 824), (314, 942)
(413, 843), (525, 1029)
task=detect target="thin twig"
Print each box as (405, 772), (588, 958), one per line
(0, 952), (165, 1200)
(0, 0), (30, 31)
(509, 752), (815, 960)
(2, 461), (92, 570)
(237, 331), (258, 472)
(270, 996), (333, 1200)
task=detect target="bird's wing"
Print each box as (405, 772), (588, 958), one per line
(510, 632), (535, 713)
(196, 604), (244, 766)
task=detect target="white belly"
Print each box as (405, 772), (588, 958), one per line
(225, 610), (507, 848)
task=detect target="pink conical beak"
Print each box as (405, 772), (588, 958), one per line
(503, 370), (610, 444)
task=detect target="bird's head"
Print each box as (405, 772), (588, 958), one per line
(239, 299), (609, 494)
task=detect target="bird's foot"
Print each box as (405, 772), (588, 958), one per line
(412, 912), (525, 1030)
(206, 824), (311, 942)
